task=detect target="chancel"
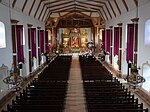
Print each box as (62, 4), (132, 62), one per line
(0, 0), (150, 112)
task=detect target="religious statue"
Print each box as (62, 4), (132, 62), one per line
(72, 36), (79, 48)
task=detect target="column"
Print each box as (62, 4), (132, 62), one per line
(37, 27), (41, 66)
(109, 26), (113, 64)
(27, 24), (33, 73)
(131, 18), (139, 65)
(118, 23), (122, 71)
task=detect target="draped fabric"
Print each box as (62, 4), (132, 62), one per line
(114, 27), (119, 56)
(16, 25), (24, 63)
(126, 24), (134, 62)
(45, 31), (49, 52)
(110, 29), (113, 64)
(106, 29), (111, 53)
(102, 30), (105, 50)
(31, 28), (36, 58)
(40, 30), (45, 54)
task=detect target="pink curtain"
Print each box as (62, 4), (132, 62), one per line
(102, 30), (105, 50)
(45, 31), (49, 52)
(126, 24), (134, 62)
(40, 30), (45, 53)
(106, 29), (111, 53)
(31, 28), (36, 58)
(16, 25), (24, 63)
(114, 27), (119, 56)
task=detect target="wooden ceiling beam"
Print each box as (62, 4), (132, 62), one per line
(46, 1), (73, 9)
(38, 4), (45, 20)
(59, 12), (72, 18)
(49, 4), (74, 12)
(17, 0), (130, 22)
(59, 11), (91, 19)
(101, 7), (108, 20)
(42, 0), (64, 5)
(12, 0), (17, 8)
(42, 4), (48, 21)
(29, 0), (36, 16)
(104, 2), (112, 19)
(122, 0), (129, 12)
(48, 3), (98, 12)
(45, 11), (52, 22)
(51, 7), (75, 13)
(22, 0), (28, 12)
(99, 9), (105, 21)
(41, 8), (48, 21)
(41, 0), (48, 2)
(114, 0), (121, 15)
(82, 0), (111, 19)
(90, 12), (92, 17)
(50, 7), (97, 13)
(34, 1), (43, 18)
(83, 0), (105, 5)
(75, 4), (100, 12)
(76, 1), (103, 8)
(108, 1), (116, 17)
(58, 12), (61, 17)
(133, 0), (138, 7)
(77, 12), (91, 18)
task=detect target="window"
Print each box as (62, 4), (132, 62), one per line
(23, 27), (25, 45)
(0, 21), (6, 48)
(144, 19), (150, 45)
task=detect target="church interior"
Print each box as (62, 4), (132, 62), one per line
(0, 0), (150, 111)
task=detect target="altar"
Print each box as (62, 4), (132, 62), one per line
(62, 28), (88, 53)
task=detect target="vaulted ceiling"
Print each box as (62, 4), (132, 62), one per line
(1, 0), (147, 28)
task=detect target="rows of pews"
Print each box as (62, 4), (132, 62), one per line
(2, 56), (72, 112)
(79, 55), (148, 112)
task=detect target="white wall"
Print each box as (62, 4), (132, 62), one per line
(106, 9), (136, 74)
(11, 8), (45, 76)
(0, 3), (45, 77)
(105, 1), (150, 75)
(138, 1), (150, 75)
(0, 3), (13, 70)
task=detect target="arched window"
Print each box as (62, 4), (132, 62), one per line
(144, 19), (150, 45)
(0, 21), (6, 48)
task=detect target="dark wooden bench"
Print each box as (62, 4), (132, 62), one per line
(7, 104), (64, 111)
(87, 108), (149, 112)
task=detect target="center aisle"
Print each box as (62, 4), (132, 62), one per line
(65, 55), (86, 112)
